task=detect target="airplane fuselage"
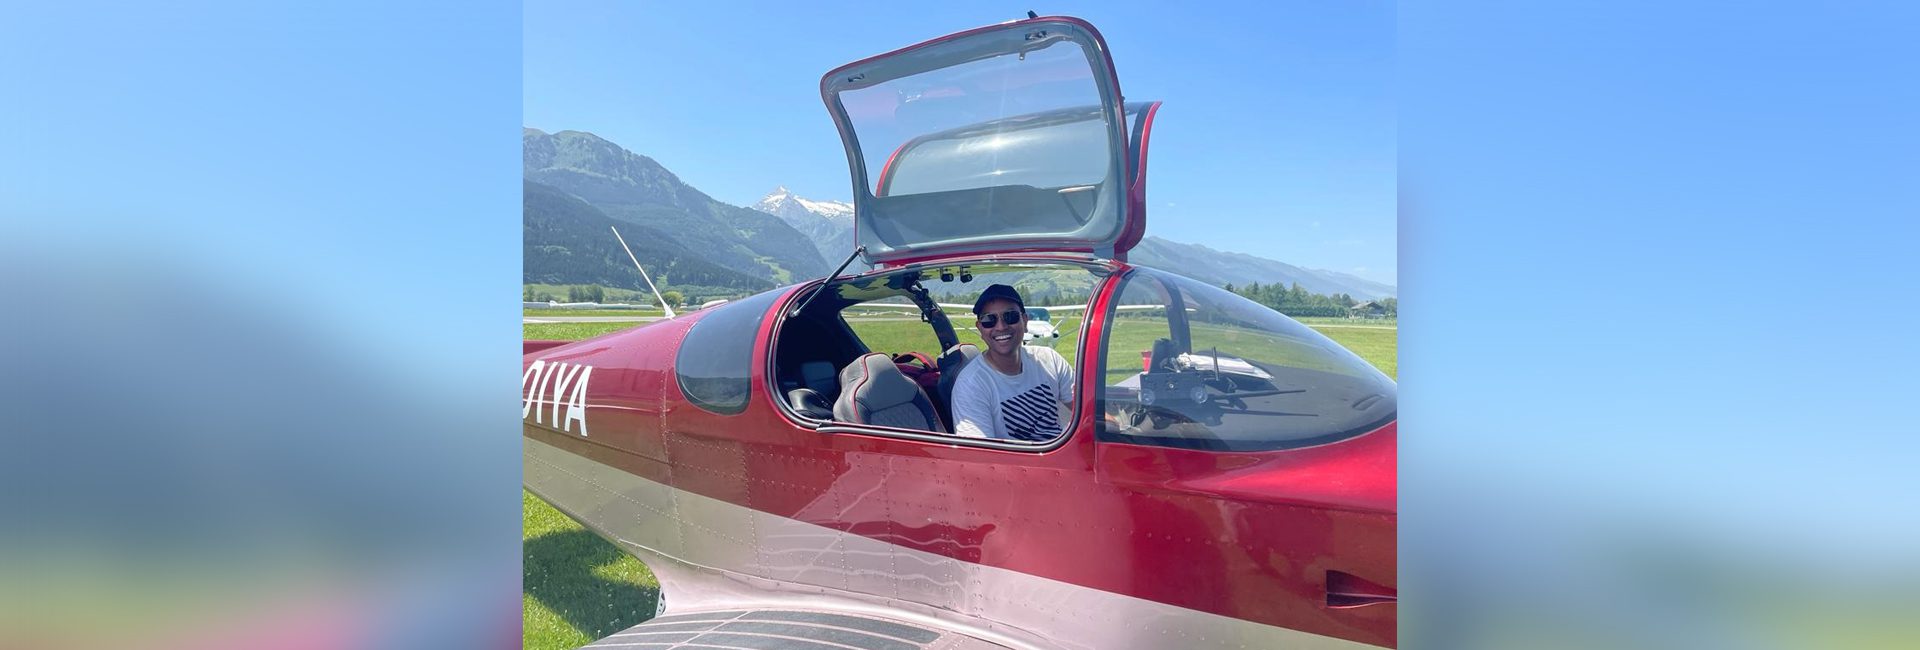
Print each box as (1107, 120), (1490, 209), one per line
(523, 260), (1396, 649)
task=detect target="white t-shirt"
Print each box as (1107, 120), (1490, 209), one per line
(950, 345), (1076, 441)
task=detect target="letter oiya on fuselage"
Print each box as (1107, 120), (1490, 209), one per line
(521, 358), (593, 436)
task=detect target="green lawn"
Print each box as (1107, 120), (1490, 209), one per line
(523, 315), (1394, 649)
(1319, 326), (1397, 378)
(1293, 316), (1397, 328)
(524, 322), (648, 340)
(525, 308), (665, 317)
(523, 491), (659, 650)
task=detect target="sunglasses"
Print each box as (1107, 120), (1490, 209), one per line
(976, 309), (1023, 329)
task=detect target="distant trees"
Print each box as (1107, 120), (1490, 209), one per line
(1227, 281), (1388, 318)
(523, 285), (559, 302)
(660, 290), (684, 309)
(566, 284), (606, 303)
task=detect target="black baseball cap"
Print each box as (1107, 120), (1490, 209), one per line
(972, 284), (1025, 314)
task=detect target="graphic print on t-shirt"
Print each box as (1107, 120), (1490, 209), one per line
(1000, 384), (1060, 441)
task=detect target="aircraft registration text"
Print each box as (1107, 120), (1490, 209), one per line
(522, 359), (592, 436)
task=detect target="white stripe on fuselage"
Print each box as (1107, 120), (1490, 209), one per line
(524, 436), (1384, 650)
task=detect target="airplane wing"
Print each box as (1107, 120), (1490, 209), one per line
(582, 608), (1011, 650)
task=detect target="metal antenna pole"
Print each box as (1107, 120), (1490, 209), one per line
(611, 226), (676, 319)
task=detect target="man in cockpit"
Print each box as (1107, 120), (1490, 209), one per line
(949, 284), (1075, 442)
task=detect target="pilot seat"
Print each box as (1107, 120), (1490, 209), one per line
(933, 343), (979, 430)
(832, 353), (946, 433)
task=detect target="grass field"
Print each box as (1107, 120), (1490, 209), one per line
(1293, 316), (1396, 328)
(1317, 326), (1396, 378)
(524, 322), (647, 340)
(523, 283), (679, 306)
(525, 308), (665, 317)
(522, 315), (1395, 648)
(523, 491), (659, 650)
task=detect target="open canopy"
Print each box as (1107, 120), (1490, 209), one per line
(822, 17), (1144, 266)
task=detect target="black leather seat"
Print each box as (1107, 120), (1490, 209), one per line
(933, 343), (979, 430)
(832, 353), (945, 432)
(1150, 337), (1178, 372)
(787, 388), (833, 420)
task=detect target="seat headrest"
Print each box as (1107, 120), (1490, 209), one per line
(939, 343), (980, 371)
(1150, 338), (1177, 372)
(833, 353), (934, 426)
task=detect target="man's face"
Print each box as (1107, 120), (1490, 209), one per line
(974, 297), (1027, 356)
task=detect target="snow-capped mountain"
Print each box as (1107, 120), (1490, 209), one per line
(754, 186), (856, 264)
(755, 186), (853, 222)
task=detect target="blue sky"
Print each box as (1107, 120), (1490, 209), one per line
(525, 1), (1396, 285)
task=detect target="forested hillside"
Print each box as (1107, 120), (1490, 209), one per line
(523, 180), (773, 296)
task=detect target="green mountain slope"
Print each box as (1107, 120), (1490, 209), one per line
(524, 128), (828, 283)
(523, 180), (773, 294)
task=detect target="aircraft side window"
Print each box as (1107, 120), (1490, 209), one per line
(775, 263), (1100, 448)
(675, 289), (785, 415)
(839, 300), (943, 360)
(1097, 270), (1396, 451)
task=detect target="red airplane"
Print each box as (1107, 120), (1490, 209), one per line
(525, 16), (1397, 650)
